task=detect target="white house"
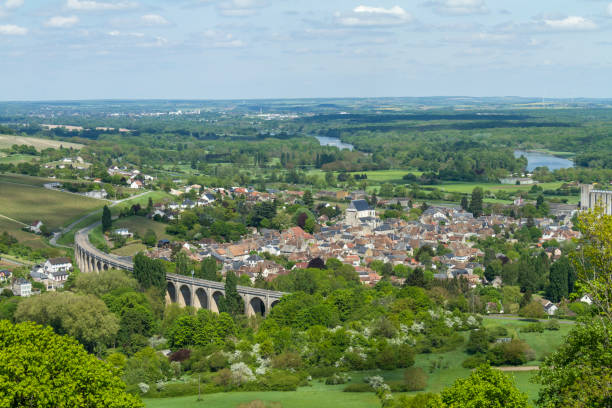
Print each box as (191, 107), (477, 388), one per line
(29, 220), (44, 234)
(130, 180), (143, 189)
(44, 257), (72, 273)
(12, 278), (32, 297)
(580, 294), (593, 305)
(114, 228), (133, 237)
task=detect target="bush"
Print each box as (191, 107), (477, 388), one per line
(309, 366), (337, 379)
(325, 373), (350, 385)
(487, 326), (508, 340)
(403, 367), (428, 391)
(169, 349), (191, 362)
(462, 355), (487, 369)
(521, 322), (544, 333)
(466, 329), (489, 354)
(545, 319), (560, 331)
(271, 352), (302, 370)
(343, 383), (374, 392)
(208, 351), (229, 372)
(256, 371), (301, 391)
(488, 339), (535, 366)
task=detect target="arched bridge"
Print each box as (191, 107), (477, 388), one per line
(74, 224), (286, 316)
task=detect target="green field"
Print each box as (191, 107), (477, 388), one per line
(0, 134), (83, 150)
(423, 181), (564, 194)
(111, 242), (147, 256)
(0, 181), (105, 231)
(113, 216), (172, 240)
(0, 217), (49, 249)
(0, 154), (37, 164)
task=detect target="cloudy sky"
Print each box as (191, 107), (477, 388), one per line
(1, 0), (612, 100)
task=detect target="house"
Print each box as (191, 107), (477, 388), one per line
(113, 228), (133, 238)
(44, 257), (72, 273)
(130, 180), (143, 189)
(499, 177), (534, 185)
(0, 270), (11, 283)
(580, 294), (593, 305)
(346, 200), (376, 226)
(12, 278), (32, 297)
(29, 220), (44, 234)
(50, 270), (69, 282)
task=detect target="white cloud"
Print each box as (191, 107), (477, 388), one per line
(141, 14), (168, 25)
(608, 3), (612, 17)
(45, 15), (79, 28)
(66, 0), (136, 11)
(337, 5), (412, 27)
(544, 16), (597, 31)
(203, 29), (245, 47)
(5, 0), (24, 9)
(0, 24), (27, 35)
(426, 0), (488, 16)
(218, 0), (265, 17)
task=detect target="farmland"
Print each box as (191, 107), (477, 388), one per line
(0, 134), (83, 151)
(0, 180), (105, 231)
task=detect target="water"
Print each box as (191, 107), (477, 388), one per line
(514, 150), (574, 172)
(315, 136), (354, 151)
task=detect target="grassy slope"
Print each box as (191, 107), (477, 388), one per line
(113, 215), (172, 240)
(0, 134), (83, 150)
(144, 319), (567, 407)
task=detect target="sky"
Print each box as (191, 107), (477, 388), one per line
(1, 0), (612, 100)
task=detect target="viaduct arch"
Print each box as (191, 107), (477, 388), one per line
(74, 223), (285, 316)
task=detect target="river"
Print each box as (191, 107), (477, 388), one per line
(514, 150), (574, 172)
(315, 136), (354, 151)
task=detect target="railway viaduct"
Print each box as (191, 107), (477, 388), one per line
(74, 224), (285, 316)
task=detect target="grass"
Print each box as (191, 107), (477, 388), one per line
(111, 242), (147, 256)
(0, 134), (83, 150)
(0, 173), (62, 187)
(113, 216), (172, 240)
(143, 317), (570, 408)
(0, 181), (105, 231)
(0, 154), (37, 164)
(0, 218), (50, 249)
(422, 181), (564, 194)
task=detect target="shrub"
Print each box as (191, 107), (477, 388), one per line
(462, 355), (487, 369)
(169, 349), (191, 362)
(487, 326), (508, 340)
(521, 322), (544, 333)
(271, 352), (302, 370)
(545, 319), (560, 331)
(343, 383), (374, 392)
(403, 367), (428, 391)
(257, 371), (301, 391)
(309, 366), (336, 378)
(466, 329), (489, 354)
(208, 351), (229, 372)
(325, 373), (350, 385)
(213, 368), (232, 387)
(488, 339), (535, 366)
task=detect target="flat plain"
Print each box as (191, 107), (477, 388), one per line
(0, 134), (83, 151)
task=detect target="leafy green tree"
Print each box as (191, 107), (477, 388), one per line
(466, 329), (489, 355)
(174, 251), (190, 276)
(142, 229), (157, 247)
(14, 292), (119, 352)
(219, 271), (243, 316)
(440, 364), (529, 408)
(469, 187), (484, 217)
(102, 205), (112, 232)
(518, 300), (546, 319)
(132, 252), (166, 293)
(198, 257), (220, 281)
(303, 190), (314, 208)
(536, 320), (612, 408)
(74, 269), (139, 297)
(460, 196), (469, 211)
(546, 257), (572, 302)
(0, 320), (142, 407)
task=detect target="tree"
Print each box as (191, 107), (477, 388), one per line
(536, 320), (612, 408)
(73, 269), (139, 297)
(0, 321), (142, 407)
(219, 271), (243, 316)
(460, 196), (469, 211)
(518, 300), (546, 319)
(174, 251), (190, 276)
(546, 257), (572, 302)
(466, 329), (489, 355)
(469, 187), (483, 217)
(102, 205), (112, 232)
(14, 292), (119, 352)
(198, 257), (220, 281)
(303, 190), (314, 208)
(132, 252), (166, 293)
(440, 364), (529, 408)
(143, 229), (157, 246)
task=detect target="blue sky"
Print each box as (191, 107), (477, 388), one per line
(1, 0), (612, 100)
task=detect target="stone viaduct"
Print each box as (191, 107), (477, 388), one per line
(74, 224), (286, 316)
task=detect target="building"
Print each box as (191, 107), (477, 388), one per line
(580, 184), (612, 215)
(499, 177), (534, 185)
(44, 257), (72, 273)
(113, 228), (132, 237)
(12, 278), (32, 297)
(29, 220), (44, 234)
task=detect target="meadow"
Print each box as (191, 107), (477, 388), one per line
(0, 134), (83, 151)
(143, 317), (568, 408)
(0, 181), (105, 231)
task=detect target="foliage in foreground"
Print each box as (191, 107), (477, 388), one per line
(0, 320), (142, 408)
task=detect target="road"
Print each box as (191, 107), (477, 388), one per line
(49, 190), (153, 248)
